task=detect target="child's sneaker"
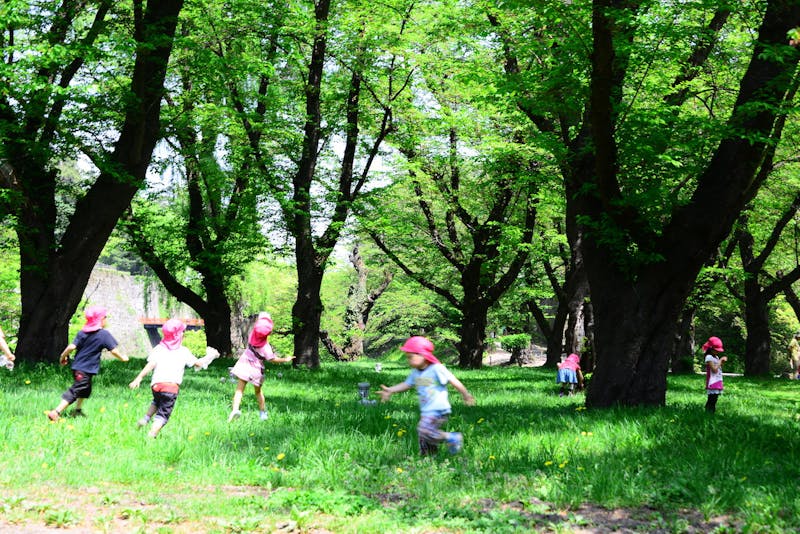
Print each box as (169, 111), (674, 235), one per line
(72, 409), (86, 417)
(259, 410), (268, 421)
(137, 416), (150, 427)
(227, 409), (241, 422)
(446, 432), (463, 454)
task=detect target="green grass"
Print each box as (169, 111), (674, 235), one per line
(1, 358), (799, 532)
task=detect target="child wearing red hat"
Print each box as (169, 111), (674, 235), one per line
(46, 305), (128, 421)
(378, 336), (475, 456)
(227, 316), (294, 422)
(128, 318), (219, 438)
(702, 336), (727, 413)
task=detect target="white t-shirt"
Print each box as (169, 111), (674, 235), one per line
(705, 354), (723, 391)
(148, 344), (198, 385)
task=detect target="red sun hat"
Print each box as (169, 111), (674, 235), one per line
(702, 336), (724, 353)
(249, 317), (274, 348)
(400, 336), (440, 364)
(81, 305), (108, 332)
(160, 318), (187, 350)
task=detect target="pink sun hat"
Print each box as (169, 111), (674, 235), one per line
(400, 336), (440, 364)
(160, 318), (187, 350)
(81, 305), (108, 332)
(249, 317), (274, 348)
(702, 336), (724, 353)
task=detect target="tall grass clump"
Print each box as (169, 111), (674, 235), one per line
(0, 357), (798, 532)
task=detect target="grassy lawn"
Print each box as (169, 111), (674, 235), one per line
(0, 356), (798, 533)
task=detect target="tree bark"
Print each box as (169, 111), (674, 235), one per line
(321, 246), (392, 361)
(578, 0), (800, 406)
(9, 0), (184, 362)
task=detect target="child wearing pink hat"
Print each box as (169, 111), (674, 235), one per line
(378, 336), (476, 456)
(129, 318), (219, 438)
(227, 316), (294, 422)
(702, 336), (727, 413)
(47, 305), (128, 421)
(556, 353), (584, 396)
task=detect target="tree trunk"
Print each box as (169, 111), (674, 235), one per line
(743, 275), (772, 376)
(578, 0), (800, 406)
(585, 273), (686, 406)
(292, 254), (324, 368)
(320, 246), (392, 361)
(669, 307), (696, 374)
(201, 284), (233, 356)
(12, 0), (184, 363)
(458, 298), (489, 368)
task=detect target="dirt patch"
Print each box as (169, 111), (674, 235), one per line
(474, 497), (737, 533)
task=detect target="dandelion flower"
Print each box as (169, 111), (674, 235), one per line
(396, 467), (403, 473)
(477, 418), (485, 424)
(384, 415), (392, 419)
(41, 462), (49, 469)
(544, 461), (553, 466)
(581, 431), (587, 436)
(99, 406), (106, 413)
(25, 380), (31, 385)
(66, 425), (74, 431)
(559, 462), (567, 468)
(276, 453), (286, 461)
(488, 455), (496, 461)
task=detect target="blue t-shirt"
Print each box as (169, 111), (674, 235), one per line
(70, 329), (118, 375)
(404, 363), (455, 415)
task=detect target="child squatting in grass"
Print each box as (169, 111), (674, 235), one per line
(47, 305), (128, 421)
(378, 336), (476, 456)
(129, 318), (219, 438)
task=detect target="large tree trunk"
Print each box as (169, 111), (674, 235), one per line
(201, 284), (233, 356)
(578, 0), (800, 406)
(458, 299), (489, 368)
(292, 254), (324, 368)
(669, 307), (696, 374)
(586, 277), (686, 406)
(13, 1), (184, 363)
(743, 275), (772, 376)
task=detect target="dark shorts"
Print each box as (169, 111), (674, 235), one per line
(62, 371), (94, 403)
(151, 386), (179, 425)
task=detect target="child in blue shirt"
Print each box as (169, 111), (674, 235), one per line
(378, 336), (475, 456)
(47, 305), (128, 421)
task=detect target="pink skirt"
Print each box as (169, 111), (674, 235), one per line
(230, 350), (265, 387)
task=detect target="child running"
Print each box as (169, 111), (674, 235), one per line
(702, 336), (727, 414)
(378, 336), (475, 456)
(47, 305), (128, 421)
(128, 318), (219, 438)
(228, 315), (294, 422)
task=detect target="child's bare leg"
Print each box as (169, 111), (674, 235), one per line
(148, 419), (165, 438)
(138, 403), (157, 427)
(255, 385), (268, 420)
(255, 385), (265, 412)
(48, 399), (71, 420)
(229, 380), (247, 421)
